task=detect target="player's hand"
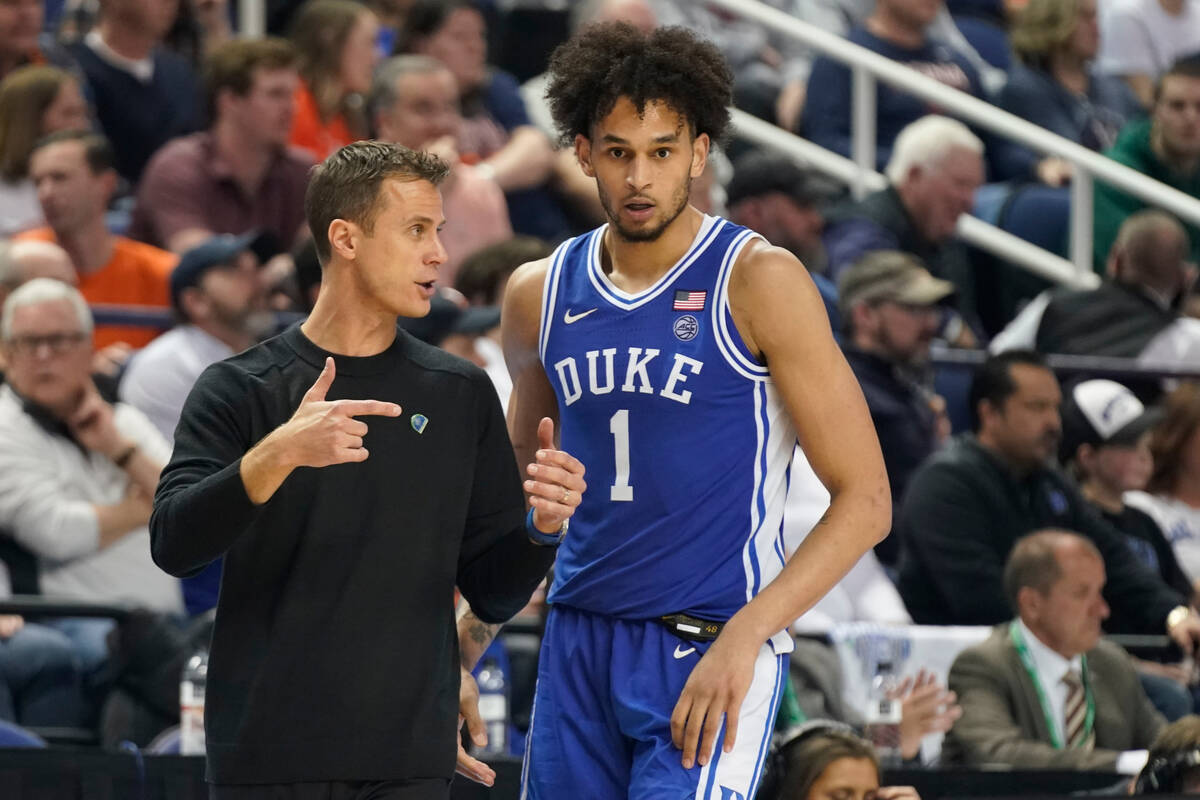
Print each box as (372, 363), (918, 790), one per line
(523, 417), (586, 534)
(278, 357), (402, 469)
(456, 667), (496, 786)
(669, 623), (759, 769)
(896, 669), (961, 759)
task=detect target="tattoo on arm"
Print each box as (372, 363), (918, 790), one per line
(467, 612), (500, 646)
(458, 606), (501, 670)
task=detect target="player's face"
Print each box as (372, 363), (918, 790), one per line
(576, 97), (709, 243)
(349, 177), (447, 319)
(803, 756), (879, 800)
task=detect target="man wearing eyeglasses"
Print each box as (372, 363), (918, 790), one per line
(0, 277), (182, 675)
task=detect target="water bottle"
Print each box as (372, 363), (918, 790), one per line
(863, 660), (902, 766)
(473, 657), (508, 755)
(180, 649), (208, 756)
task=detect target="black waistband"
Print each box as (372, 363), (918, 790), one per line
(658, 613), (725, 642)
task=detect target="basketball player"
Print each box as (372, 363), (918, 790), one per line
(497, 22), (892, 800)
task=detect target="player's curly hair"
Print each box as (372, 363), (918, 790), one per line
(545, 22), (733, 147)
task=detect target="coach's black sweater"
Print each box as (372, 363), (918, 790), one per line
(150, 324), (555, 784)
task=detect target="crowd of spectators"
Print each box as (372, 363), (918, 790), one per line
(0, 0), (1200, 790)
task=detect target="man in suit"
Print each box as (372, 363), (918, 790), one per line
(943, 530), (1164, 772)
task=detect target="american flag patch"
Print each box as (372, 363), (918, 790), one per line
(673, 290), (707, 311)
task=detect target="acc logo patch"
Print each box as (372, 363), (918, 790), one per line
(411, 414), (429, 434)
(673, 314), (700, 341)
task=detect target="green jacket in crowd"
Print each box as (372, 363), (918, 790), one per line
(1092, 118), (1200, 273)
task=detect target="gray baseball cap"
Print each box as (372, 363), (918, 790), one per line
(837, 251), (955, 319)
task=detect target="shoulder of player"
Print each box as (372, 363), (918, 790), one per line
(729, 237), (809, 292)
(727, 237), (820, 319)
(505, 255), (553, 304)
(501, 255), (553, 345)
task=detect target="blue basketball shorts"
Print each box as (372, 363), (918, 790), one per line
(520, 605), (787, 799)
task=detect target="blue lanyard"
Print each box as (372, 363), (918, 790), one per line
(1009, 623), (1095, 749)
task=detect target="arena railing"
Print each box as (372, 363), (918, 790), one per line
(705, 0), (1200, 288)
(929, 345), (1200, 382)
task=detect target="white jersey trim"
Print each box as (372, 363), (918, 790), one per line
(712, 230), (771, 381)
(693, 646), (785, 799)
(586, 215), (724, 311)
(537, 236), (575, 363)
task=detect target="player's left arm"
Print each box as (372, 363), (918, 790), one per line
(671, 240), (891, 769)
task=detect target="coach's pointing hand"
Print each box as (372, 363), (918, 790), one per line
(240, 357), (402, 504)
(523, 417), (586, 534)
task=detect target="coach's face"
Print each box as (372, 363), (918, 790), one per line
(575, 97), (709, 243)
(339, 178), (448, 319)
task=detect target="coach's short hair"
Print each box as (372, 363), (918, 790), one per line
(304, 140), (448, 265)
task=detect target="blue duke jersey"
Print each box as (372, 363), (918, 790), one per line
(539, 215), (799, 641)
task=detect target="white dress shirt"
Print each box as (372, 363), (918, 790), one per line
(1014, 618), (1149, 774)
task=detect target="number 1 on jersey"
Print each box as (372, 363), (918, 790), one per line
(609, 409), (634, 502)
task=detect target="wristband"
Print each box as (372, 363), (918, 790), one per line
(526, 507), (567, 546)
(113, 444), (138, 468)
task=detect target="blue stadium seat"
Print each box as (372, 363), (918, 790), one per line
(144, 724), (181, 754)
(999, 184), (1070, 255)
(0, 719), (47, 748)
(954, 16), (1012, 72)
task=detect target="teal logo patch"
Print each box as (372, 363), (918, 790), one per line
(411, 414), (429, 434)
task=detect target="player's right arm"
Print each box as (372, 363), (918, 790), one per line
(503, 256), (561, 468)
(150, 357), (401, 577)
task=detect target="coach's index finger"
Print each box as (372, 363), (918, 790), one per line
(336, 399), (402, 418)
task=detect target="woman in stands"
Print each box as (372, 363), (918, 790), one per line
(394, 0), (565, 240)
(760, 724), (921, 800)
(996, 0), (1142, 182)
(0, 65), (89, 236)
(287, 0), (380, 160)
(1128, 383), (1200, 595)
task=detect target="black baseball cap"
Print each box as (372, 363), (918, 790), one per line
(726, 150), (841, 209)
(170, 231), (274, 308)
(398, 292), (501, 345)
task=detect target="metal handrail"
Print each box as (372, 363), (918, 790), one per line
(707, 0), (1200, 279)
(731, 109), (1099, 289)
(931, 345), (1200, 381)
